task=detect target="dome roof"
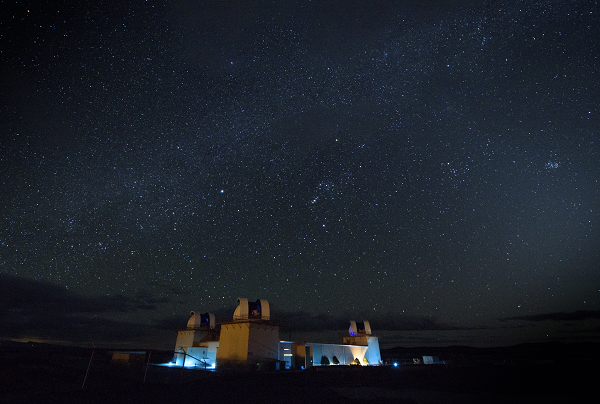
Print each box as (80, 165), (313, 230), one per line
(349, 320), (371, 336)
(233, 298), (270, 321)
(187, 311), (215, 329)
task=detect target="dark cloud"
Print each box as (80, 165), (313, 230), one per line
(0, 273), (159, 314)
(270, 310), (464, 332)
(272, 311), (348, 331)
(146, 306), (237, 332)
(2, 311), (151, 344)
(154, 306), (471, 334)
(505, 310), (600, 322)
(365, 312), (469, 331)
(0, 274), (167, 344)
(153, 315), (191, 332)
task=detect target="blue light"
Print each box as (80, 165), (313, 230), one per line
(393, 362), (398, 367)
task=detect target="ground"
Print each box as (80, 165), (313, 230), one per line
(0, 341), (597, 403)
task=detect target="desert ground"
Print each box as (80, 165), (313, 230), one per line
(1, 341), (597, 403)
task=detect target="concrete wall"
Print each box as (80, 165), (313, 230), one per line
(175, 329), (218, 351)
(365, 336), (381, 365)
(310, 343), (365, 366)
(308, 338), (381, 366)
(247, 323), (279, 364)
(292, 343), (309, 369)
(279, 341), (294, 369)
(175, 330), (196, 351)
(217, 322), (279, 370)
(217, 323), (250, 365)
(175, 341), (219, 367)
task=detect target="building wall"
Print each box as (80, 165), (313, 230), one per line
(342, 334), (368, 346)
(279, 341), (294, 369)
(217, 323), (250, 365)
(340, 334), (381, 365)
(365, 336), (381, 365)
(247, 323), (279, 364)
(175, 330), (196, 351)
(307, 338), (380, 366)
(292, 343), (309, 369)
(174, 329), (219, 365)
(175, 329), (218, 351)
(309, 343), (365, 366)
(185, 347), (211, 367)
(303, 345), (313, 368)
(175, 341), (219, 367)
(217, 322), (279, 370)
(280, 340), (381, 368)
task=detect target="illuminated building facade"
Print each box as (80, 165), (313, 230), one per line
(173, 311), (219, 368)
(173, 298), (381, 370)
(216, 298), (280, 370)
(282, 320), (381, 369)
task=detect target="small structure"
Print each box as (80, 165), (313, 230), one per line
(111, 351), (146, 367)
(422, 355), (442, 364)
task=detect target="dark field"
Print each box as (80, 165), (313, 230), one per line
(1, 341), (597, 404)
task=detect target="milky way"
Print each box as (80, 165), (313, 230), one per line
(1, 0), (599, 347)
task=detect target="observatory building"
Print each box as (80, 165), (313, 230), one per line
(173, 311), (219, 368)
(173, 298), (381, 370)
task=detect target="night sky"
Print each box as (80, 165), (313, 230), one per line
(1, 0), (599, 349)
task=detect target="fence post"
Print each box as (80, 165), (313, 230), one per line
(82, 339), (95, 389)
(143, 350), (152, 383)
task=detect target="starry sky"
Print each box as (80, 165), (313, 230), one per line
(1, 0), (599, 349)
